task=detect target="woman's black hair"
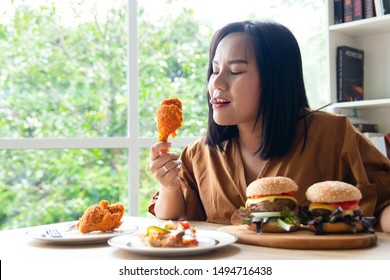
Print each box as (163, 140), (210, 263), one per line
(205, 20), (310, 159)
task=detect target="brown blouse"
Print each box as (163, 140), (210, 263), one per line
(148, 110), (390, 224)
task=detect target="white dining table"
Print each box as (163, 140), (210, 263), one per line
(1, 215), (390, 261)
(2, 215), (390, 280)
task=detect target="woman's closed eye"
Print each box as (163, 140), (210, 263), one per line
(211, 70), (244, 75)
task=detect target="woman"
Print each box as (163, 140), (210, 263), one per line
(148, 21), (390, 232)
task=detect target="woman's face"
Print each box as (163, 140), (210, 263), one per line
(208, 32), (261, 128)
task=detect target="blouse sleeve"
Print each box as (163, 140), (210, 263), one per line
(178, 146), (207, 221)
(340, 117), (390, 216)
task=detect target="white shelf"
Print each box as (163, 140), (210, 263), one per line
(327, 0), (390, 133)
(330, 98), (390, 110)
(329, 14), (390, 36)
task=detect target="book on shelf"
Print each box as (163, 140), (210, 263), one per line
(364, 0), (376, 18)
(344, 0), (354, 21)
(353, 0), (364, 20)
(384, 0), (390, 14)
(334, 0), (344, 23)
(336, 46), (364, 102)
(333, 0), (376, 23)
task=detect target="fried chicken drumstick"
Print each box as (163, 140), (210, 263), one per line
(156, 98), (183, 151)
(76, 200), (124, 234)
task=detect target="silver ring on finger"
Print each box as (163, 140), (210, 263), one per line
(162, 164), (169, 173)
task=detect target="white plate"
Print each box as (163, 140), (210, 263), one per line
(108, 229), (237, 256)
(26, 222), (138, 244)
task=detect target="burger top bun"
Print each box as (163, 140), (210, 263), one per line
(246, 176), (298, 197)
(306, 181), (362, 203)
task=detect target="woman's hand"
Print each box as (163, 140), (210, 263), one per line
(150, 141), (182, 192)
(150, 141), (185, 220)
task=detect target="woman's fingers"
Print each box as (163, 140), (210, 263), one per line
(160, 159), (182, 174)
(150, 141), (172, 160)
(149, 142), (180, 188)
(159, 162), (182, 185)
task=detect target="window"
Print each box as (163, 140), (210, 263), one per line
(0, 0), (326, 229)
(0, 0), (132, 228)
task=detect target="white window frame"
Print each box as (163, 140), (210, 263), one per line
(0, 0), (197, 216)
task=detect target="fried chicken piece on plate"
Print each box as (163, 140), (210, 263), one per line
(76, 200), (124, 234)
(156, 98), (183, 152)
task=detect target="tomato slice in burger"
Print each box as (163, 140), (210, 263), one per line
(251, 192), (295, 199)
(331, 200), (359, 210)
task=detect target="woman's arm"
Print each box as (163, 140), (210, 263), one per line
(149, 141), (185, 220)
(154, 185), (185, 220)
(378, 205), (390, 233)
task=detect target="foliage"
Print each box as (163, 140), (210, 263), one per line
(0, 1), (128, 138)
(0, 1), (130, 229)
(137, 7), (211, 137)
(0, 149), (128, 228)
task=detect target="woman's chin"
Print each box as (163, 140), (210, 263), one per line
(215, 121), (233, 126)
(213, 116), (233, 126)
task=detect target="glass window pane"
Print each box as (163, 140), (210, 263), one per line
(139, 147), (157, 217)
(0, 148), (128, 229)
(138, 0), (212, 138)
(0, 0), (127, 138)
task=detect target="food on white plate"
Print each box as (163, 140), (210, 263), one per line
(231, 176), (300, 233)
(139, 220), (198, 247)
(76, 200), (124, 234)
(299, 181), (376, 234)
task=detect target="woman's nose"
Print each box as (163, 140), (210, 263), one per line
(212, 72), (228, 91)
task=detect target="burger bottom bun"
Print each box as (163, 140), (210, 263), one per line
(246, 222), (300, 233)
(307, 221), (364, 234)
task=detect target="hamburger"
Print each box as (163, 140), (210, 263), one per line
(231, 176), (300, 233)
(299, 181), (376, 234)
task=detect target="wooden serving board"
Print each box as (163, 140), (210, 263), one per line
(218, 225), (377, 250)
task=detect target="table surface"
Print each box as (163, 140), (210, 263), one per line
(1, 215), (390, 260)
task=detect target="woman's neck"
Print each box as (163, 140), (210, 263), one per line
(237, 123), (262, 153)
(237, 124), (266, 184)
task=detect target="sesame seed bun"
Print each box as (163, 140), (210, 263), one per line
(305, 181), (362, 203)
(246, 177), (298, 197)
